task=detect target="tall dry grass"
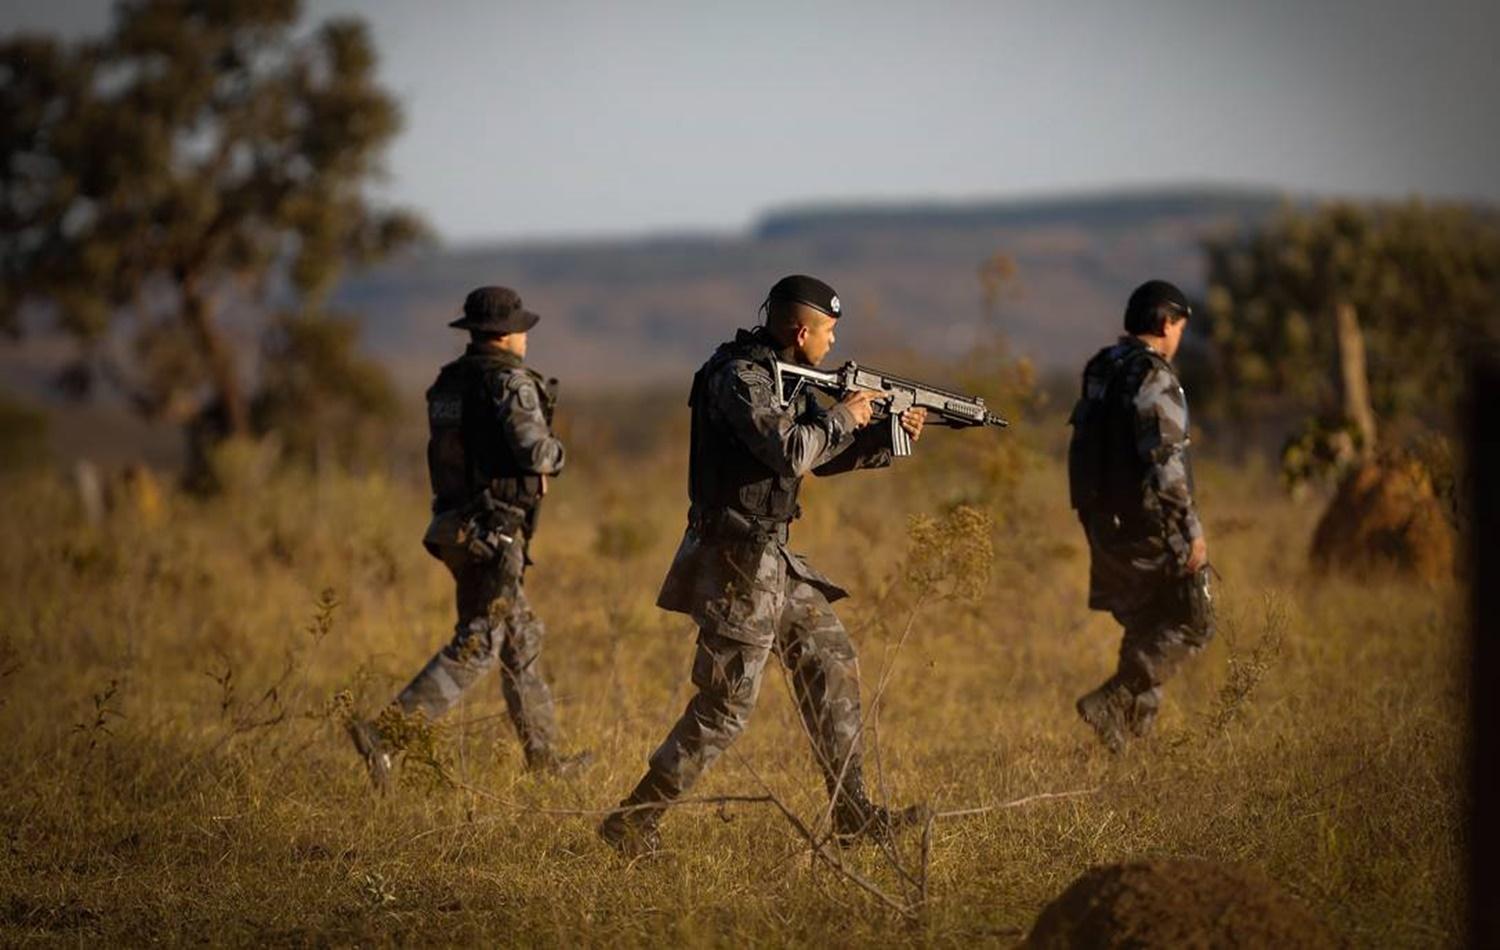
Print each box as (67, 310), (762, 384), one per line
(0, 405), (1464, 945)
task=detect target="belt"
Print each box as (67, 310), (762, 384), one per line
(689, 507), (790, 545)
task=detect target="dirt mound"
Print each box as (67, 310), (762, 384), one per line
(1309, 456), (1454, 582)
(1025, 858), (1343, 949)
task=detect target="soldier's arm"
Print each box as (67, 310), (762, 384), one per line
(1133, 364), (1203, 565)
(811, 420), (893, 475)
(497, 374), (566, 475)
(712, 360), (859, 477)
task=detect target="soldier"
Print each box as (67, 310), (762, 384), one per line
(348, 286), (589, 786)
(1067, 279), (1215, 753)
(597, 274), (928, 855)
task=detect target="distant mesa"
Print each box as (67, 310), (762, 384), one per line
(753, 186), (1282, 239)
(330, 186), (1288, 391)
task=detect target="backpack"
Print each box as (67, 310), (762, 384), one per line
(1067, 345), (1150, 514)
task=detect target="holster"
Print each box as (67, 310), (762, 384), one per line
(423, 492), (531, 562)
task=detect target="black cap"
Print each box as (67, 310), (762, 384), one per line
(1124, 279), (1191, 333)
(448, 286), (541, 334)
(766, 274), (842, 319)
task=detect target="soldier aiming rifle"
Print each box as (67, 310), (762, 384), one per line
(598, 274), (1006, 856)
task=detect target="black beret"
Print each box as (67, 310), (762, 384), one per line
(766, 274), (842, 319)
(449, 286), (541, 333)
(1124, 279), (1191, 332)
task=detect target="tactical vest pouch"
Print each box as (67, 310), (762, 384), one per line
(421, 510), (468, 560)
(539, 376), (559, 423)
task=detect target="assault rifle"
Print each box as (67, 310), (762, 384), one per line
(772, 359), (1009, 456)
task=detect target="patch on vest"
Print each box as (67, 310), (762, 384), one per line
(429, 394), (462, 424)
(511, 379), (540, 412)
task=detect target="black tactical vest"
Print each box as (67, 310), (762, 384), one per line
(1066, 338), (1170, 518)
(426, 348), (550, 515)
(687, 328), (804, 527)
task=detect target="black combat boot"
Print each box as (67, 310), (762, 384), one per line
(346, 719), (393, 792)
(524, 747), (595, 778)
(597, 770), (673, 858)
(1075, 678), (1132, 754)
(831, 771), (927, 845)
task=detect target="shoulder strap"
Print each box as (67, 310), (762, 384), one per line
(1115, 345), (1174, 402)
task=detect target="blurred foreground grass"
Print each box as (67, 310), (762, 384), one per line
(0, 413), (1463, 946)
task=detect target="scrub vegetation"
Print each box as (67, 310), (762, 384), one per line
(0, 395), (1463, 946)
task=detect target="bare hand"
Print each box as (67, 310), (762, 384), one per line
(840, 389), (885, 428)
(900, 407), (927, 441)
(1186, 535), (1208, 574)
(540, 474), (549, 497)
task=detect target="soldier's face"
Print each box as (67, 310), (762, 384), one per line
(795, 310), (838, 366)
(498, 331), (528, 358)
(1162, 316), (1186, 361)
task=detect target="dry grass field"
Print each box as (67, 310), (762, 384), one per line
(0, 395), (1465, 946)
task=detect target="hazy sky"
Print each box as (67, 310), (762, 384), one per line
(6, 0), (1499, 242)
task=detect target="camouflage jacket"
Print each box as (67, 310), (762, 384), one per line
(657, 329), (895, 632)
(1083, 336), (1203, 613)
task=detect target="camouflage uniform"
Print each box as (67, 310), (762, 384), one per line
(393, 344), (568, 767)
(601, 327), (914, 849)
(1072, 336), (1213, 748)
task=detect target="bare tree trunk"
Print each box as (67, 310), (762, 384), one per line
(1335, 300), (1377, 458)
(181, 278), (250, 437)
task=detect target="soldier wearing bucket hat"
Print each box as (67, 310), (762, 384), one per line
(449, 285), (542, 334)
(348, 285), (590, 785)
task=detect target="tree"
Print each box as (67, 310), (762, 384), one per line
(250, 311), (398, 470)
(1202, 200), (1500, 436)
(0, 0), (425, 438)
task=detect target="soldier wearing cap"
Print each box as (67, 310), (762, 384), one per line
(348, 286), (589, 784)
(598, 274), (928, 855)
(1067, 279), (1215, 753)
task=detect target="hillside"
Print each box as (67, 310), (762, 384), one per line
(336, 186), (1281, 391)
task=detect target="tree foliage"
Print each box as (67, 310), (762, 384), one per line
(251, 311), (398, 469)
(0, 0), (425, 438)
(1202, 200), (1500, 425)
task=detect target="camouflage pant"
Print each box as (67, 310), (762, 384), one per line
(396, 539), (558, 759)
(1104, 586), (1214, 733)
(645, 574), (864, 803)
